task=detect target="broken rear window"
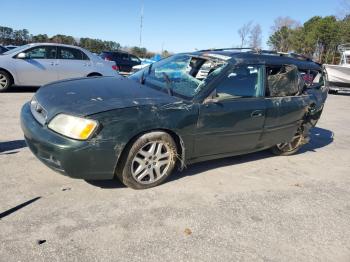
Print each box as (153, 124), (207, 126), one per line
(267, 64), (302, 97)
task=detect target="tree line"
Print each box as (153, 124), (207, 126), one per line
(267, 15), (350, 64)
(0, 26), (169, 58)
(238, 14), (350, 64)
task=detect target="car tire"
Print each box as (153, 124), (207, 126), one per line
(270, 131), (304, 156)
(0, 70), (12, 92)
(116, 132), (177, 189)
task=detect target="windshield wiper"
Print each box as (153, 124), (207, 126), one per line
(139, 63), (153, 85)
(140, 71), (145, 85)
(162, 72), (173, 96)
(148, 63), (153, 75)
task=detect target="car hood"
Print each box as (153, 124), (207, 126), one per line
(35, 76), (180, 119)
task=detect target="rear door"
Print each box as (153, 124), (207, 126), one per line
(260, 65), (309, 147)
(13, 45), (58, 86)
(56, 47), (91, 80)
(194, 64), (266, 157)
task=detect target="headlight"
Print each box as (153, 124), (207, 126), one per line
(48, 114), (98, 140)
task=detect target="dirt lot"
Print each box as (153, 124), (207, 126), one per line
(0, 90), (349, 262)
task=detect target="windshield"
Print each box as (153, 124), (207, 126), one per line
(3, 44), (30, 55)
(129, 54), (228, 99)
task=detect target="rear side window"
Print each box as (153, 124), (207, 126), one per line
(266, 65), (302, 97)
(58, 47), (87, 60)
(118, 53), (129, 61)
(215, 65), (265, 99)
(130, 55), (140, 62)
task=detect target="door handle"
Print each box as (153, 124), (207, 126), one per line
(251, 110), (264, 118)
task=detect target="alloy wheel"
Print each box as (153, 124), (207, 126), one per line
(276, 133), (303, 153)
(131, 141), (172, 184)
(0, 74), (8, 89)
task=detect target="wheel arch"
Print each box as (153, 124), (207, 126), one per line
(87, 72), (102, 77)
(115, 128), (186, 175)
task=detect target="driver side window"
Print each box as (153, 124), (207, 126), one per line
(216, 65), (264, 100)
(24, 46), (57, 59)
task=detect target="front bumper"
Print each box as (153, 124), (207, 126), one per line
(20, 102), (118, 180)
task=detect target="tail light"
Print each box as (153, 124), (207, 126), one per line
(112, 65), (119, 71)
(302, 74), (314, 84)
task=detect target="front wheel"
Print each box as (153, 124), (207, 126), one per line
(0, 70), (12, 92)
(116, 132), (177, 189)
(270, 131), (304, 156)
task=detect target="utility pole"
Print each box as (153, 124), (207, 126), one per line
(139, 0), (144, 48)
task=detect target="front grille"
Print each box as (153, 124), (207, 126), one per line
(30, 97), (47, 126)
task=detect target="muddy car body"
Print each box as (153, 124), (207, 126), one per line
(21, 49), (328, 189)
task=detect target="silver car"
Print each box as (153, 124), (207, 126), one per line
(0, 43), (118, 92)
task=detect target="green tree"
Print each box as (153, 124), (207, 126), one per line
(130, 46), (147, 58)
(50, 34), (76, 45)
(32, 34), (49, 43)
(0, 26), (13, 45)
(12, 29), (30, 45)
(268, 26), (293, 52)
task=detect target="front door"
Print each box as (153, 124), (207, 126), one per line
(194, 64), (266, 157)
(14, 45), (58, 86)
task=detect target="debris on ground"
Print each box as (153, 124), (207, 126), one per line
(184, 228), (192, 236)
(37, 240), (46, 245)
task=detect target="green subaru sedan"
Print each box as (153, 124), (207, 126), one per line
(21, 49), (328, 189)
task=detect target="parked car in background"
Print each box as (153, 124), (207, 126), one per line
(21, 48), (328, 189)
(0, 43), (118, 92)
(5, 45), (19, 50)
(0, 45), (9, 54)
(132, 54), (162, 73)
(100, 50), (141, 73)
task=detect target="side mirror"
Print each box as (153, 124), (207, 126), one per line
(203, 89), (220, 104)
(16, 52), (27, 59)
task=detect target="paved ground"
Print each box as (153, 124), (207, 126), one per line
(0, 89), (349, 262)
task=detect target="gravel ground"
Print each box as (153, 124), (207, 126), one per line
(0, 89), (349, 262)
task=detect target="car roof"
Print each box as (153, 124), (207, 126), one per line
(191, 50), (321, 71)
(24, 43), (87, 51)
(102, 50), (129, 54)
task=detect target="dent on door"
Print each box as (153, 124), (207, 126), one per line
(261, 96), (310, 146)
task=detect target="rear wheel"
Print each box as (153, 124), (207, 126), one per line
(271, 131), (304, 156)
(0, 70), (12, 92)
(116, 132), (177, 189)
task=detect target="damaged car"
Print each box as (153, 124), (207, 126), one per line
(20, 48), (328, 189)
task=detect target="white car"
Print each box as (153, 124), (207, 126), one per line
(0, 43), (118, 92)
